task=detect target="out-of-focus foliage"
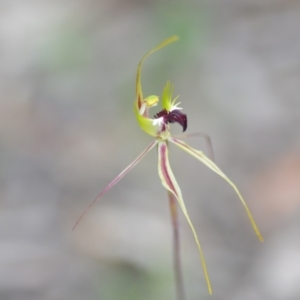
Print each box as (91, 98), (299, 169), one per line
(1, 0), (300, 300)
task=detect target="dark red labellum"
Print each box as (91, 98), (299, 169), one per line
(167, 109), (187, 132)
(154, 109), (187, 132)
(154, 109), (168, 119)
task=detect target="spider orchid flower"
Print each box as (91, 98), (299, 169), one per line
(73, 36), (263, 295)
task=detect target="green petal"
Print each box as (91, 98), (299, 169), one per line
(169, 137), (264, 242)
(162, 81), (174, 111)
(134, 103), (158, 137)
(157, 140), (212, 295)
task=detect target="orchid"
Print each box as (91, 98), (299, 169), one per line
(73, 36), (263, 297)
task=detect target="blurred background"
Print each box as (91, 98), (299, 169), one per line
(1, 0), (300, 299)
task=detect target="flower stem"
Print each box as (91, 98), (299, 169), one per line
(168, 191), (186, 300)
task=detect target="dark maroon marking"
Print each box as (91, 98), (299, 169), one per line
(154, 109), (168, 132)
(154, 109), (168, 119)
(167, 110), (187, 132)
(154, 109), (187, 132)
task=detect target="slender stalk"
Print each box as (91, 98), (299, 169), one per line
(168, 191), (186, 300)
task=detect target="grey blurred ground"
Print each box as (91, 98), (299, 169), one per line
(1, 0), (300, 299)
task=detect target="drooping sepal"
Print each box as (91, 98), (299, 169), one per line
(157, 140), (212, 294)
(169, 137), (264, 242)
(73, 140), (158, 230)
